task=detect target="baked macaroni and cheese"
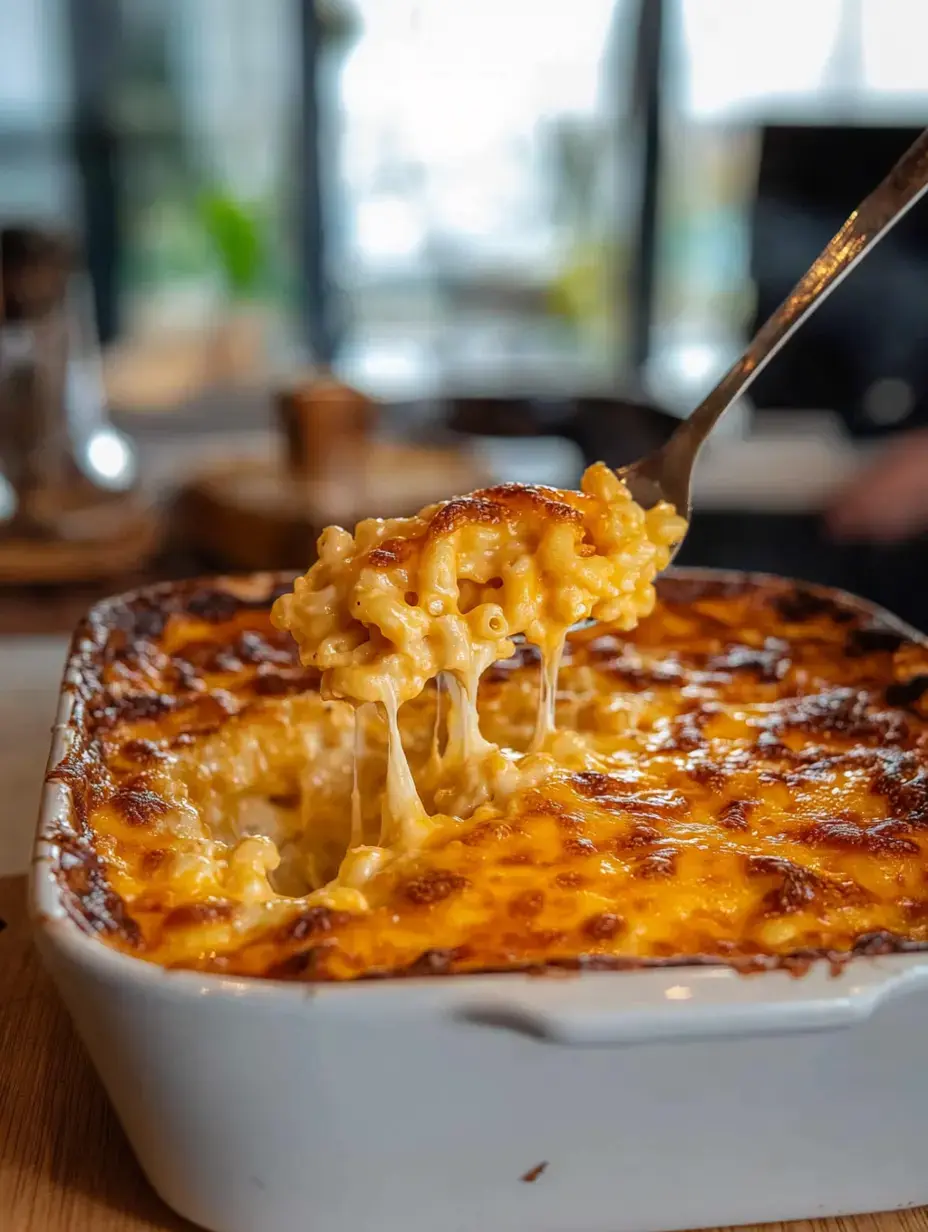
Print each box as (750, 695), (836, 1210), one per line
(272, 463), (685, 854)
(48, 468), (928, 981)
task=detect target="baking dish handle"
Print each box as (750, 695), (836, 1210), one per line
(452, 962), (928, 1046)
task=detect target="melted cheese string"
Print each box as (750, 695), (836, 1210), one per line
(380, 681), (429, 849)
(350, 706), (366, 850)
(331, 626), (616, 903)
(445, 670), (494, 763)
(343, 629), (570, 891)
(431, 674), (445, 767)
(443, 674), (468, 764)
(531, 637), (565, 752)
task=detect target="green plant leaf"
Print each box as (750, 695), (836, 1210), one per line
(198, 191), (265, 298)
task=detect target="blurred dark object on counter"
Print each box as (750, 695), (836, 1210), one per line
(695, 122), (928, 632)
(448, 395), (680, 470)
(178, 375), (489, 571)
(0, 225), (161, 583)
(2, 228), (73, 322)
(749, 124), (928, 438)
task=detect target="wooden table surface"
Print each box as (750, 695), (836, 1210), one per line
(0, 631), (926, 1232)
(0, 875), (194, 1231)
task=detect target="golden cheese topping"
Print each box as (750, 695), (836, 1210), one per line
(50, 570), (928, 979)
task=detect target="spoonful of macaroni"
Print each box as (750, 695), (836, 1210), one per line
(272, 461), (686, 711)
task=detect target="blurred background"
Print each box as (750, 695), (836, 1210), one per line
(3, 0), (928, 633)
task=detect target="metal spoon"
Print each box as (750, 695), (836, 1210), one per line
(618, 125), (928, 545)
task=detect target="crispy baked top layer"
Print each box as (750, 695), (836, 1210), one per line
(47, 571), (928, 980)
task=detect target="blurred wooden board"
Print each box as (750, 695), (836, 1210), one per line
(0, 516), (163, 586)
(1, 870), (926, 1231)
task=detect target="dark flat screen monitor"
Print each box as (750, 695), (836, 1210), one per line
(748, 122), (928, 435)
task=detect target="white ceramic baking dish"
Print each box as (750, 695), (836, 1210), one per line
(31, 571), (928, 1232)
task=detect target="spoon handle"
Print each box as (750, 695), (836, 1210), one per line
(668, 125), (928, 461)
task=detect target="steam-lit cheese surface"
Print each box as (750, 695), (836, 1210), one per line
(50, 505), (928, 980)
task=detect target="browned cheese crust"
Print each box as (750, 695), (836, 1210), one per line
(48, 571), (928, 981)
